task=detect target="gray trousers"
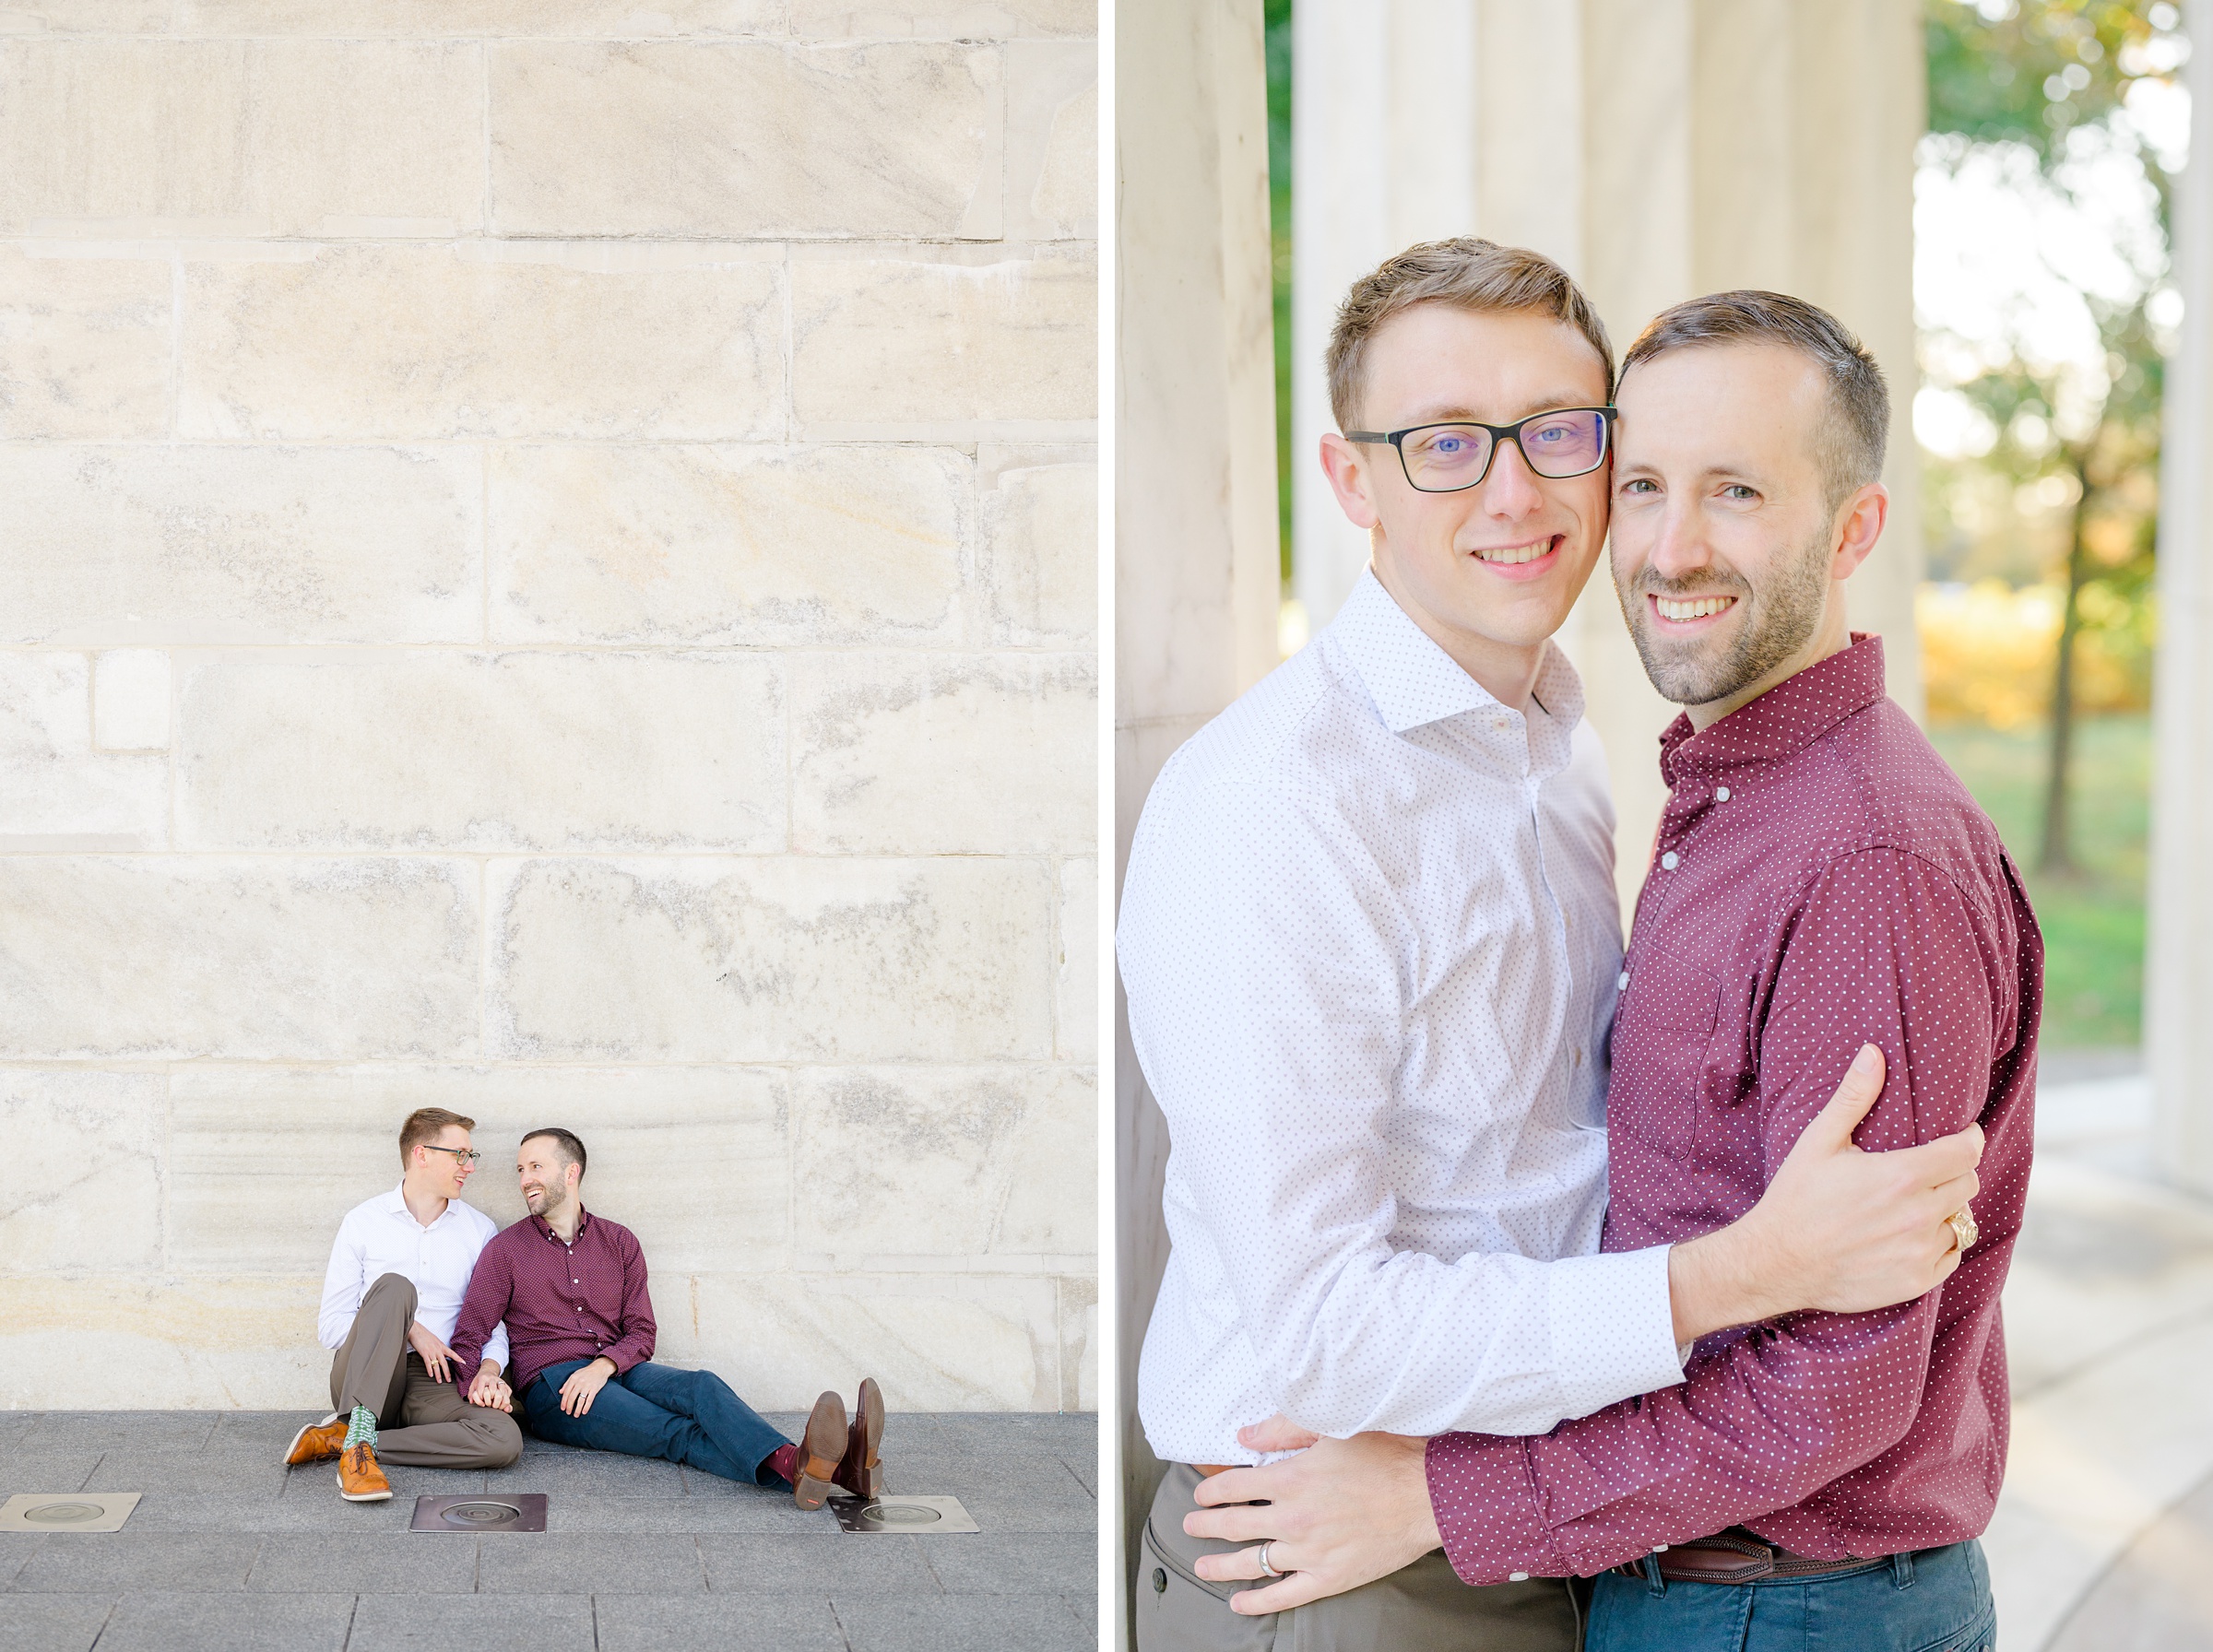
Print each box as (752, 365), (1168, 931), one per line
(1137, 1462), (1584, 1652)
(328, 1273), (523, 1470)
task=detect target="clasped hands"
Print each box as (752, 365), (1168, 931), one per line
(1185, 1045), (1986, 1614)
(405, 1320), (513, 1412)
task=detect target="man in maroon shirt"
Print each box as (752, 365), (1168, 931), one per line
(1181, 292), (2033, 1652)
(450, 1127), (888, 1510)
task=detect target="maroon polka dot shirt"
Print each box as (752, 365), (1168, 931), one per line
(1426, 635), (2041, 1580)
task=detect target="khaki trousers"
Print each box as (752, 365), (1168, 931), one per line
(328, 1272), (523, 1470)
(1137, 1462), (1584, 1652)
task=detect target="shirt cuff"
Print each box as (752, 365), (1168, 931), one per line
(1546, 1244), (1686, 1422)
(1426, 1433), (1571, 1584)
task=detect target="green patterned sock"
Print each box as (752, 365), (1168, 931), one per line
(342, 1405), (377, 1451)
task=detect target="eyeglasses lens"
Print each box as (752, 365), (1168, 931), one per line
(1401, 426), (1494, 490)
(1519, 409), (1607, 478)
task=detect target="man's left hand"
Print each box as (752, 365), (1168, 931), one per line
(559, 1357), (615, 1416)
(467, 1363), (513, 1413)
(1185, 1433), (1442, 1614)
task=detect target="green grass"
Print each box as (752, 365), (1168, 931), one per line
(1925, 714), (2148, 1048)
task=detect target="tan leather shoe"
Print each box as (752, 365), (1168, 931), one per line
(790, 1390), (847, 1511)
(337, 1441), (392, 1502)
(834, 1376), (885, 1499)
(283, 1412), (347, 1467)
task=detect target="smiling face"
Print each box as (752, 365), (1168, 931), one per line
(410, 1125), (474, 1201)
(515, 1137), (579, 1220)
(1320, 304), (1612, 687)
(1609, 340), (1886, 719)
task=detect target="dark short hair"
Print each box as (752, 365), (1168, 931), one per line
(1620, 289), (1889, 511)
(520, 1127), (587, 1179)
(1326, 238), (1615, 431)
(399, 1107), (474, 1169)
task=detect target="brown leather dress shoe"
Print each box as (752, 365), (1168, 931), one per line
(791, 1390), (848, 1511)
(337, 1441), (392, 1502)
(283, 1412), (346, 1467)
(834, 1376), (885, 1499)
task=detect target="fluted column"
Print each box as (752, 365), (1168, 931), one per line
(2148, 0), (2213, 1193)
(1114, 0), (1281, 1636)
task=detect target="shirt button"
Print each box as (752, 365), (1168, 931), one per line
(1571, 1047), (1582, 1068)
(1654, 1544), (1670, 1552)
(1509, 1572), (1530, 1582)
(1617, 971), (1629, 990)
(1660, 851), (1679, 870)
(1715, 786), (1731, 802)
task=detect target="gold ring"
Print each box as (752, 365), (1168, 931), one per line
(1947, 1204), (1978, 1254)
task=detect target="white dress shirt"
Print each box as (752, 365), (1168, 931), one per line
(1118, 572), (1686, 1468)
(318, 1185), (510, 1373)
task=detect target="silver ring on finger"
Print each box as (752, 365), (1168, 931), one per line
(1256, 1541), (1283, 1578)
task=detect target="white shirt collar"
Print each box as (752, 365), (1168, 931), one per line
(384, 1181), (451, 1229)
(1327, 570), (1585, 757)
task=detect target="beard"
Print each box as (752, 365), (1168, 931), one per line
(1615, 525), (1831, 709)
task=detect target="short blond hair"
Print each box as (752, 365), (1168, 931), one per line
(1326, 238), (1615, 432)
(399, 1107), (474, 1168)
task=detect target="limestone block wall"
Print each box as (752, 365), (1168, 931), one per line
(0, 0), (1098, 1413)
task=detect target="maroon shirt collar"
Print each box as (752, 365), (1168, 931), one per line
(1658, 632), (1887, 786)
(530, 1206), (591, 1243)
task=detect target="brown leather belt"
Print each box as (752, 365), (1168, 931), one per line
(1612, 1528), (1888, 1586)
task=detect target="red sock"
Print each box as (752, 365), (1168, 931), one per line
(767, 1443), (800, 1486)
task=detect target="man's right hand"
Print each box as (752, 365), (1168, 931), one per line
(407, 1319), (458, 1384)
(1669, 1044), (1983, 1346)
(467, 1363), (513, 1413)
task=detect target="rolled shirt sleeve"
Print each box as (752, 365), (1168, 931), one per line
(1428, 849), (2004, 1581)
(1127, 778), (1686, 1446)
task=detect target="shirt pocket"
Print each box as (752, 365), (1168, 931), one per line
(1695, 971), (1760, 1124)
(1610, 954), (1722, 1158)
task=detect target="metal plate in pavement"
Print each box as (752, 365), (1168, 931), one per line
(828, 1493), (979, 1534)
(0, 1493), (140, 1533)
(409, 1493), (548, 1532)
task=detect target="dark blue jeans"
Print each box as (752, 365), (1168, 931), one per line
(1589, 1540), (1995, 1652)
(522, 1359), (792, 1488)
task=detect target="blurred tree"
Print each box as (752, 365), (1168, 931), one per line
(1266, 0), (1293, 588)
(1924, 0), (2180, 873)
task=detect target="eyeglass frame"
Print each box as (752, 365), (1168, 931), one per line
(418, 1144), (482, 1167)
(1344, 406), (1618, 493)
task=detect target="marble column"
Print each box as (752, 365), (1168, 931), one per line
(1114, 0), (1281, 1635)
(1291, 0), (1925, 914)
(2147, 0), (2213, 1194)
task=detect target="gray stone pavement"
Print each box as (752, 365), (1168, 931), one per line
(1984, 1051), (2213, 1650)
(0, 1409), (1096, 1651)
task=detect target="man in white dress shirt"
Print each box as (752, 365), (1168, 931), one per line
(1118, 240), (1983, 1648)
(283, 1107), (524, 1502)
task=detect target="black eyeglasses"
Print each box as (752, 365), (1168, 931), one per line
(421, 1145), (481, 1167)
(1346, 407), (1616, 492)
